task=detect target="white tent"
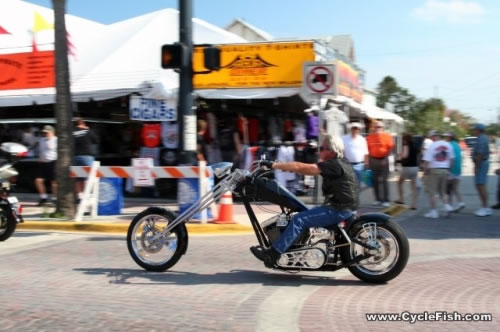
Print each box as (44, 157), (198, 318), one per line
(0, 0), (247, 106)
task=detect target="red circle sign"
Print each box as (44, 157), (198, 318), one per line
(306, 66), (333, 93)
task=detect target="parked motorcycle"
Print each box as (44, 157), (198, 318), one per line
(127, 161), (409, 283)
(0, 142), (26, 241)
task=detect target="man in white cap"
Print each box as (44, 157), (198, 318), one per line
(34, 125), (58, 205)
(422, 130), (454, 218)
(342, 122), (368, 192)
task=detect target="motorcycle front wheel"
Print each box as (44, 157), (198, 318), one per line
(127, 207), (188, 272)
(340, 220), (409, 283)
(0, 209), (16, 241)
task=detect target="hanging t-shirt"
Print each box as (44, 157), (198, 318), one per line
(161, 122), (178, 149)
(306, 114), (319, 139)
(142, 124), (161, 148)
(248, 118), (260, 144)
(139, 147), (161, 166)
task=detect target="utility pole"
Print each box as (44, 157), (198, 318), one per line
(178, 0), (197, 165)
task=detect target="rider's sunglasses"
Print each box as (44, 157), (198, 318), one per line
(320, 146), (329, 152)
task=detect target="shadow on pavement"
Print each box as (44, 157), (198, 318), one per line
(73, 267), (376, 287)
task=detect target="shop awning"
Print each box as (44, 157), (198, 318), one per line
(364, 106), (404, 123)
(195, 87), (300, 99)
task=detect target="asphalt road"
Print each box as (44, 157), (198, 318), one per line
(1, 209), (499, 331)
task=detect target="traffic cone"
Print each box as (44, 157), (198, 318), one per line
(213, 191), (236, 224)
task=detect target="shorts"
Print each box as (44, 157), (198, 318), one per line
(74, 155), (95, 181)
(401, 166), (418, 180)
(74, 155), (95, 166)
(36, 161), (56, 182)
(428, 168), (449, 197)
(475, 160), (489, 185)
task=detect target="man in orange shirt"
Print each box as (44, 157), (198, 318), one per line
(366, 121), (394, 207)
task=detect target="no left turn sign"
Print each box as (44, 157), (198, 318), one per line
(304, 63), (335, 95)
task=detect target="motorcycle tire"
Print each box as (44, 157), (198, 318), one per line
(0, 210), (16, 241)
(127, 207), (188, 272)
(340, 219), (409, 283)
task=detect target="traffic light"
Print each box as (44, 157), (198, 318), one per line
(161, 44), (184, 69)
(203, 46), (221, 71)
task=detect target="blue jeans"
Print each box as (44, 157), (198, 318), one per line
(272, 206), (353, 253)
(351, 163), (364, 191)
(75, 155), (95, 166)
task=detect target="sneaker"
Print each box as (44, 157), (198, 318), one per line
(474, 208), (492, 217)
(424, 210), (439, 219)
(453, 202), (465, 212)
(443, 204), (453, 217)
(491, 203), (500, 209)
(373, 201), (382, 207)
(37, 198), (48, 206)
(382, 202), (391, 207)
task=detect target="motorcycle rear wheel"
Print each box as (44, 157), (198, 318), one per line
(127, 208), (188, 272)
(0, 210), (16, 241)
(340, 220), (409, 283)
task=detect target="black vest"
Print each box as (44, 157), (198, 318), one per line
(322, 158), (358, 211)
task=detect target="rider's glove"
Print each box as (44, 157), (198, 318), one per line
(259, 160), (274, 169)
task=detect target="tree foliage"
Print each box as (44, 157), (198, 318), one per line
(376, 75), (476, 138)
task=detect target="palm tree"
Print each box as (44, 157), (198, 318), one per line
(52, 0), (75, 217)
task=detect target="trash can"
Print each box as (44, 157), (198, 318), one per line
(98, 178), (123, 215)
(177, 174), (214, 221)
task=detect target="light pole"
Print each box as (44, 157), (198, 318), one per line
(178, 0), (197, 165)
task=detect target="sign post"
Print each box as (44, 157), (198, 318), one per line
(303, 62), (336, 204)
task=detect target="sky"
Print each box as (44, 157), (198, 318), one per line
(23, 0), (500, 124)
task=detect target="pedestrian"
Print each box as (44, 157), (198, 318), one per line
(73, 118), (98, 203)
(394, 133), (419, 210)
(197, 119), (208, 162)
(250, 134), (357, 266)
(443, 132), (465, 212)
(366, 120), (394, 207)
(342, 122), (368, 192)
(491, 168), (500, 209)
(472, 123), (492, 217)
(422, 130), (455, 219)
(34, 125), (57, 206)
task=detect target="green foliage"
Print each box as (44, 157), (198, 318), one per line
(376, 76), (477, 138)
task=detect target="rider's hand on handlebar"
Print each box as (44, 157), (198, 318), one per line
(259, 160), (274, 169)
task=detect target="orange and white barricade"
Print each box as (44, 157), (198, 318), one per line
(70, 162), (214, 222)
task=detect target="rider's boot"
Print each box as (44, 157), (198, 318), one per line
(250, 246), (280, 267)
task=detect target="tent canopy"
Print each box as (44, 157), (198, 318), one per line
(0, 1), (247, 106)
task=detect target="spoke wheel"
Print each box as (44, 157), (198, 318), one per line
(341, 220), (409, 283)
(127, 208), (188, 272)
(0, 211), (16, 241)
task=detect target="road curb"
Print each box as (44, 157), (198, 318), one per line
(381, 204), (408, 218)
(18, 221), (254, 234)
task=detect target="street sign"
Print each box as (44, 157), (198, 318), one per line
(132, 158), (154, 187)
(303, 62), (335, 95)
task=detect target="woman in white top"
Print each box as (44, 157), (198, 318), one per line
(34, 125), (58, 206)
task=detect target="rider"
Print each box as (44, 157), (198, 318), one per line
(251, 134), (358, 267)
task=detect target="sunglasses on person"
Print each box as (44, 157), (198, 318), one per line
(320, 146), (329, 152)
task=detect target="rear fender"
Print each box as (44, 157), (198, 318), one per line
(348, 212), (391, 231)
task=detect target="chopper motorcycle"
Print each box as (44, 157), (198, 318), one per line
(127, 161), (409, 283)
(0, 142), (26, 241)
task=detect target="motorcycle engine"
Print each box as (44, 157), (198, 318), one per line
(262, 215), (333, 269)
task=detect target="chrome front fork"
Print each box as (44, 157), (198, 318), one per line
(155, 173), (238, 239)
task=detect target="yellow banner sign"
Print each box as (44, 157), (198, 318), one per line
(193, 41), (315, 89)
(337, 60), (363, 103)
